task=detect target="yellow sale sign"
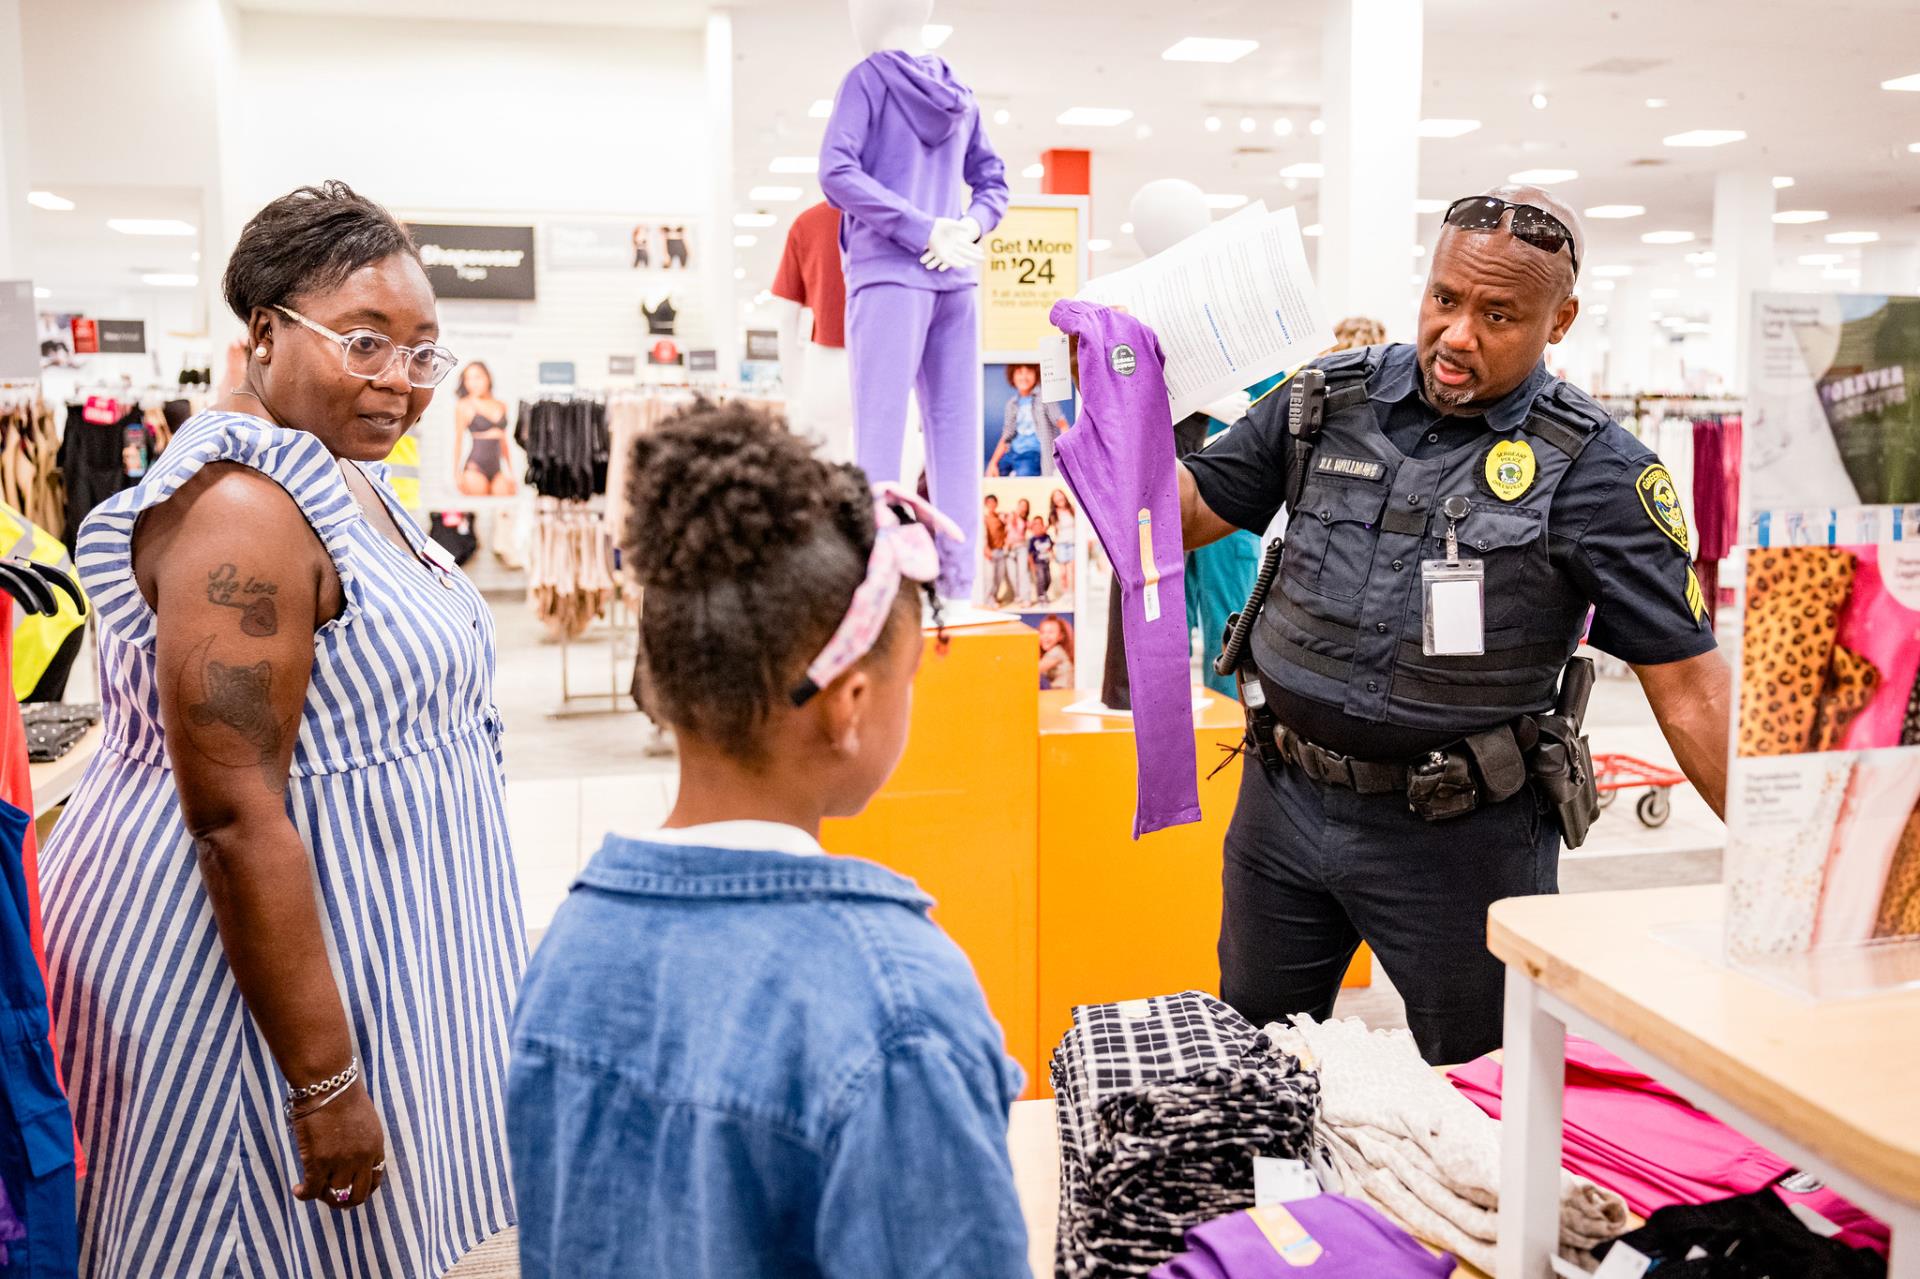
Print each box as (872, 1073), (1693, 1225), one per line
(982, 203), (1081, 354)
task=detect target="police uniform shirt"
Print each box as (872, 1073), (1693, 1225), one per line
(1184, 343), (1717, 758)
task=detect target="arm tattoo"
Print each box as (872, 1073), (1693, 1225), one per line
(206, 563), (280, 637)
(179, 639), (296, 792)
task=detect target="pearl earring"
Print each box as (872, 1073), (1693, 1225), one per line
(255, 345), (268, 359)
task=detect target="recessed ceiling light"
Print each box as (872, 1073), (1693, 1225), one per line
(1135, 123), (1154, 140)
(1645, 97), (1668, 108)
(1694, 267), (1716, 278)
(807, 99), (833, 119)
(1302, 223), (1323, 237)
(1591, 279), (1617, 290)
(1057, 106), (1133, 127)
(1660, 316), (1685, 327)
(733, 212), (776, 228)
(1685, 251), (1716, 265)
(733, 234), (758, 247)
(1772, 176), (1795, 189)
(1273, 118), (1294, 137)
(1592, 264), (1634, 277)
(1204, 115), (1222, 132)
(141, 273), (198, 287)
(1881, 73), (1920, 91)
(1280, 162), (1323, 179)
(1530, 92), (1549, 110)
(1411, 244), (1426, 256)
(993, 108), (1011, 126)
(1204, 193), (1250, 210)
(1239, 116), (1256, 133)
(1409, 273), (1426, 286)
(1308, 118), (1325, 136)
(1120, 221), (1135, 235)
(1088, 238), (1113, 252)
(1585, 205), (1647, 219)
(1417, 118), (1481, 137)
(1910, 142), (1920, 153)
(1641, 230), (1696, 244)
(1651, 287), (1679, 299)
(26, 191), (73, 212)
(1773, 209), (1829, 224)
(1413, 198), (1449, 214)
(111, 218), (196, 237)
(921, 24), (952, 48)
(733, 267), (747, 280)
(769, 156), (818, 174)
(1021, 162), (1044, 179)
(1798, 253), (1845, 265)
(1509, 168), (1578, 184)
(749, 186), (803, 202)
(1663, 129), (1747, 148)
(1827, 230), (1880, 244)
(33, 287), (50, 299)
(1161, 36), (1259, 63)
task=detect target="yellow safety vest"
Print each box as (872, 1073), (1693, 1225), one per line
(382, 434), (424, 521)
(0, 504), (87, 699)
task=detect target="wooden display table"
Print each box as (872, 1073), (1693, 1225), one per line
(29, 722), (101, 818)
(1491, 885), (1920, 1278)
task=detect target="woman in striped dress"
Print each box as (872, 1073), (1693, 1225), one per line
(38, 182), (525, 1276)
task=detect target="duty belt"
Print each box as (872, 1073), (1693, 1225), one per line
(1274, 726), (1411, 795)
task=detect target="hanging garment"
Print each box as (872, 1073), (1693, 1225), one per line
(1052, 991), (1320, 1279)
(770, 201), (848, 348)
(845, 284), (983, 596)
(56, 404), (137, 554)
(528, 500), (615, 641)
(1148, 1195), (1455, 1279)
(40, 412), (525, 1278)
(0, 793), (77, 1279)
(1264, 1016), (1628, 1275)
(642, 296), (677, 336)
(1449, 1037), (1887, 1256)
(1050, 299), (1200, 835)
(517, 397), (610, 501)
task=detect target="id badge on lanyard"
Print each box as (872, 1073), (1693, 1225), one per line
(1422, 495), (1485, 656)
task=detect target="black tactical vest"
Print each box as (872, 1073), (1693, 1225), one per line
(1252, 346), (1610, 737)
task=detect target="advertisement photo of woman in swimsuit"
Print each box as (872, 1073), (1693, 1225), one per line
(455, 360), (518, 497)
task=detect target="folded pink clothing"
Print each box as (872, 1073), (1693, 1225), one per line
(1447, 1036), (1887, 1256)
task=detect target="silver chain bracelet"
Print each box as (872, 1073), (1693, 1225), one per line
(284, 1057), (360, 1121)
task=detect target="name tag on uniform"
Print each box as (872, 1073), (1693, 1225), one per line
(1314, 454), (1386, 481)
(1421, 559), (1486, 656)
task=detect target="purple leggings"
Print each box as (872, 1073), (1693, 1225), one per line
(846, 283), (981, 597)
(1050, 298), (1200, 836)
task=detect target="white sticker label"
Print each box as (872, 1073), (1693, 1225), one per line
(1039, 330), (1074, 403)
(1592, 1241), (1653, 1279)
(1253, 1156), (1322, 1206)
(1788, 1202), (1843, 1237)
(1428, 578), (1485, 654)
(1116, 998), (1153, 1020)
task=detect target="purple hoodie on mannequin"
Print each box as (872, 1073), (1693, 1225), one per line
(820, 51), (1009, 292)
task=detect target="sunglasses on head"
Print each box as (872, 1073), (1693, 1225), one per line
(1443, 196), (1580, 279)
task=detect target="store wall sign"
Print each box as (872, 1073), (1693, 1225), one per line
(608, 354), (637, 376)
(97, 319), (147, 354)
(407, 223), (537, 300)
(70, 317), (99, 354)
(744, 329), (780, 361)
(538, 361), (575, 385)
(686, 348), (718, 373)
(0, 281), (37, 380)
(546, 221), (632, 271)
(983, 202), (1083, 353)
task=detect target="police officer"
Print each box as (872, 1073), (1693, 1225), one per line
(1178, 185), (1731, 1064)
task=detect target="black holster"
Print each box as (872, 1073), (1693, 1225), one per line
(1528, 658), (1601, 849)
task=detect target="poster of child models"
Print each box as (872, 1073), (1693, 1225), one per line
(1727, 543), (1920, 959)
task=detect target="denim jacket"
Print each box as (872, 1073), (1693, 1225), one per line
(508, 836), (1031, 1279)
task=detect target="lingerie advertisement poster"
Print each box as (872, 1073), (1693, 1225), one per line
(1747, 292), (1920, 513)
(1726, 543), (1920, 961)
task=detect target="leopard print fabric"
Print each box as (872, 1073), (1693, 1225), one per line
(1810, 646), (1881, 752)
(1876, 811), (1920, 939)
(1739, 548), (1860, 757)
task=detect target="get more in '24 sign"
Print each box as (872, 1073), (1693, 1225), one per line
(407, 224), (538, 300)
(983, 203), (1081, 353)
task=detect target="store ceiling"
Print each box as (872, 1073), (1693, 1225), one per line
(24, 185), (206, 311)
(730, 0), (1920, 317)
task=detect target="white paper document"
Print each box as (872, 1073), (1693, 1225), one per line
(1077, 205), (1333, 421)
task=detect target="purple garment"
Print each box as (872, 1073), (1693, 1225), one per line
(819, 51), (1009, 294)
(1050, 299), (1200, 836)
(0, 1175), (19, 1267)
(1149, 1197), (1456, 1279)
(847, 284), (982, 596)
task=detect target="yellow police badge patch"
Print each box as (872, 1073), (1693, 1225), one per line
(1636, 463), (1691, 555)
(1484, 439), (1537, 502)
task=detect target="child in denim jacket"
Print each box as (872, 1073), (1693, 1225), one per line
(508, 402), (1030, 1279)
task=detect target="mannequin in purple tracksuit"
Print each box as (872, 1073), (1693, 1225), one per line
(819, 13), (1008, 597)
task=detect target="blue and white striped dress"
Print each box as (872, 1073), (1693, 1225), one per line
(39, 412), (526, 1277)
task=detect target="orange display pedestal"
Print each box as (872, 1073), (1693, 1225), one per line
(824, 624), (1370, 1096)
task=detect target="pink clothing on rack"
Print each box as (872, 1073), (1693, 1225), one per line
(1838, 549), (1920, 752)
(1448, 1036), (1887, 1256)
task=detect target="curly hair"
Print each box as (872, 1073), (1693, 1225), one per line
(222, 180), (420, 323)
(622, 401), (921, 758)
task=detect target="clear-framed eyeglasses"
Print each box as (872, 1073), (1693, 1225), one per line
(274, 305), (459, 389)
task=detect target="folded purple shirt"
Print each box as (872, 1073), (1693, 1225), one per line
(1150, 1196), (1456, 1278)
(819, 50), (1008, 294)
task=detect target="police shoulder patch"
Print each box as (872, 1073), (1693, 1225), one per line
(1483, 439), (1537, 502)
(1636, 463), (1691, 555)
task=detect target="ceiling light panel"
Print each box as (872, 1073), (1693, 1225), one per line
(1592, 264), (1634, 277)
(1641, 230), (1696, 244)
(1088, 238), (1113, 252)
(1882, 73), (1920, 91)
(921, 24), (952, 48)
(1280, 162), (1324, 179)
(1798, 253), (1844, 265)
(1662, 129), (1747, 147)
(1508, 168), (1578, 184)
(1413, 198), (1449, 214)
(807, 99), (832, 119)
(1772, 176), (1795, 189)
(748, 186), (802, 202)
(26, 191), (73, 211)
(1585, 205), (1646, 219)
(769, 156), (818, 174)
(1826, 230), (1880, 244)
(1204, 193), (1250, 210)
(110, 218), (196, 236)
(1056, 106), (1133, 127)
(141, 273), (198, 287)
(1302, 223), (1322, 237)
(1773, 209), (1829, 224)
(1021, 162), (1044, 179)
(1161, 36), (1258, 63)
(732, 234), (758, 247)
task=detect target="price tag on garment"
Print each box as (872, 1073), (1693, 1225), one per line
(1788, 1202), (1843, 1238)
(1039, 330), (1074, 403)
(1592, 1241), (1653, 1279)
(1246, 1203), (1325, 1267)
(1253, 1156), (1322, 1206)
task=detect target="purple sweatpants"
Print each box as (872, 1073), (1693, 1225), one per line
(846, 283), (981, 597)
(1050, 298), (1201, 836)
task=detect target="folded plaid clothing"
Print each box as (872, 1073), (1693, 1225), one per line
(1053, 992), (1320, 1278)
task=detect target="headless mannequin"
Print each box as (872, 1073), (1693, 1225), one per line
(822, 0), (1007, 597)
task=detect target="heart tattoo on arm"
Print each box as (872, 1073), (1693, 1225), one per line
(206, 563), (280, 637)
